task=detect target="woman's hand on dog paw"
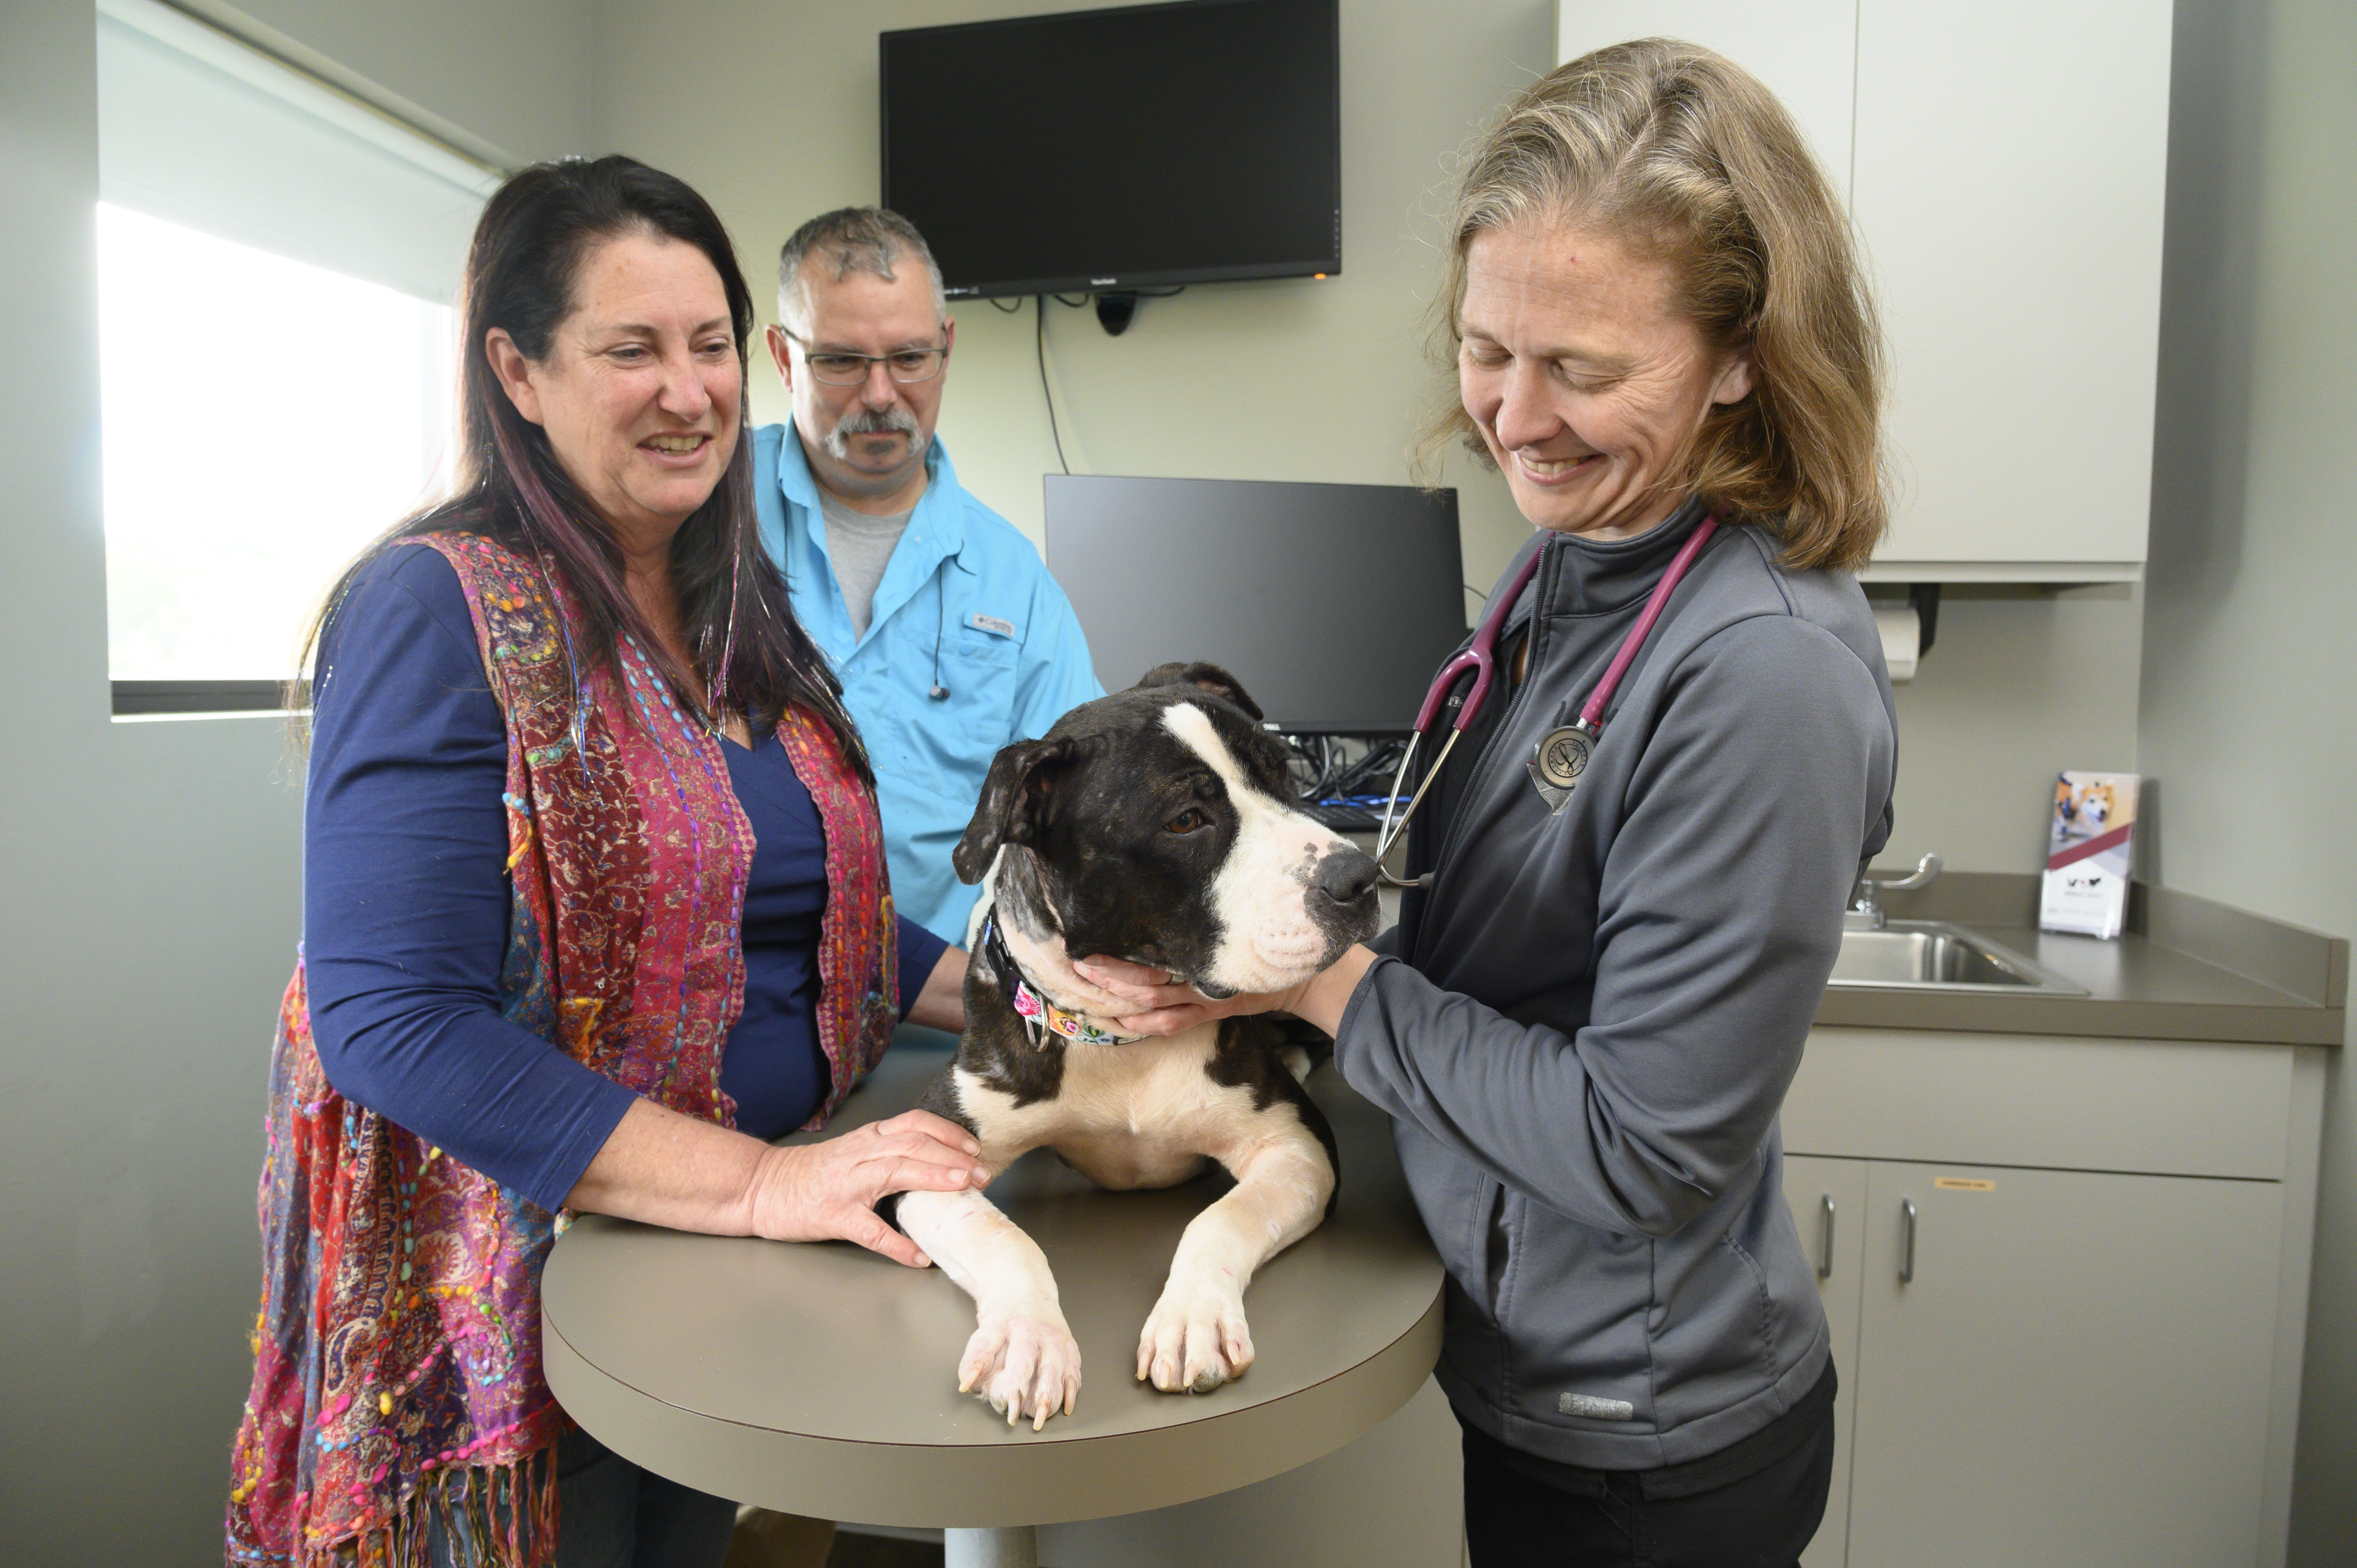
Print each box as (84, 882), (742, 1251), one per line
(744, 1111), (990, 1267)
(1073, 955), (1307, 1037)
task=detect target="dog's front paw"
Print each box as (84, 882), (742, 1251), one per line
(959, 1310), (1082, 1431)
(1136, 1279), (1254, 1394)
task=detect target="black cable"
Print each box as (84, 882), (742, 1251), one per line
(1051, 292), (1091, 308)
(1281, 734), (1317, 800)
(1464, 581), (1489, 604)
(1274, 732), (1417, 809)
(1279, 732), (1339, 805)
(987, 295), (1023, 314)
(1035, 295), (1070, 476)
(1308, 735), (1339, 801)
(1329, 737), (1408, 802)
(928, 569), (950, 700)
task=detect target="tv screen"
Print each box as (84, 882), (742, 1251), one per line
(880, 0), (1341, 298)
(1043, 475), (1466, 735)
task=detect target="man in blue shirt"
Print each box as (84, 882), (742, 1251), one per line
(756, 207), (1104, 945)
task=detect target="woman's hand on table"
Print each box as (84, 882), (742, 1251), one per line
(745, 1110), (990, 1268)
(1075, 945), (1376, 1039)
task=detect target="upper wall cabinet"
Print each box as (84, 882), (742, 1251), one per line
(1552, 2), (1860, 199)
(1555, 2), (2174, 580)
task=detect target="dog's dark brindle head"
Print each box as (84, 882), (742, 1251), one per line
(954, 662), (1380, 998)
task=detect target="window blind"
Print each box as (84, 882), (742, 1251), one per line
(95, 0), (500, 305)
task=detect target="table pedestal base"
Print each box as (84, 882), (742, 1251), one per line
(944, 1525), (1037, 1568)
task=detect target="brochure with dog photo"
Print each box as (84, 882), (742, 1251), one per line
(2041, 771), (2141, 939)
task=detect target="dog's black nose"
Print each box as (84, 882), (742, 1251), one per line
(1308, 846), (1379, 910)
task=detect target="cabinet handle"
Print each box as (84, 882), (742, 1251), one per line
(1899, 1198), (1917, 1285)
(1818, 1195), (1835, 1280)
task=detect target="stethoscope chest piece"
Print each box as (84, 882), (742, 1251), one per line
(1528, 722), (1595, 815)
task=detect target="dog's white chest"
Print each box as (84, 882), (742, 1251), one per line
(957, 1025), (1273, 1165)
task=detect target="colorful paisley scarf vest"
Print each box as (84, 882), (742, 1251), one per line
(226, 533), (900, 1566)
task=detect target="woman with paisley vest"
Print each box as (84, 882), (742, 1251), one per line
(224, 156), (990, 1568)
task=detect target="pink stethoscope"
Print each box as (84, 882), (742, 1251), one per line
(1374, 515), (1720, 888)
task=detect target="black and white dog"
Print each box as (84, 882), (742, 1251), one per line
(896, 663), (1380, 1429)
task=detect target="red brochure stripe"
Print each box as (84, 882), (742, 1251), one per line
(2048, 821), (2134, 871)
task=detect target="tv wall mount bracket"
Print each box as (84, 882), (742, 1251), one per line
(1094, 291), (1140, 335)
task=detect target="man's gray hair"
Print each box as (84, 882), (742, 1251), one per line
(777, 207), (948, 328)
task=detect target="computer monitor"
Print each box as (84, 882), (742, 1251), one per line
(1042, 475), (1467, 735)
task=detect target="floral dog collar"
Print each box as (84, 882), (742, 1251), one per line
(981, 910), (1140, 1047)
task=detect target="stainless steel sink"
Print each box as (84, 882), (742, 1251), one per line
(1828, 921), (2087, 994)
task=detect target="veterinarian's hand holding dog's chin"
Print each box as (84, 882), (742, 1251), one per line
(1074, 947), (1378, 1039)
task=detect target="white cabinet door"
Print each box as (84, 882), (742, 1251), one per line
(1851, 0), (2172, 570)
(1785, 1154), (1869, 1568)
(1553, 0), (1858, 199)
(1846, 1161), (2281, 1568)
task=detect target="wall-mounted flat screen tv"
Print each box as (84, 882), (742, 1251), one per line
(880, 0), (1341, 300)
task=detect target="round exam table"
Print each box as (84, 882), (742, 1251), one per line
(542, 1032), (1444, 1568)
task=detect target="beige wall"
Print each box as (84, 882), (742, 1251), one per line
(1875, 586), (2146, 873)
(2, 2), (296, 1558)
(2140, 0), (2356, 1561)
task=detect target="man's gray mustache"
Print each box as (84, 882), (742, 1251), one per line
(825, 406), (921, 460)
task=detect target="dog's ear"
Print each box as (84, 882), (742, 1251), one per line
(953, 735), (1080, 884)
(1133, 661), (1264, 722)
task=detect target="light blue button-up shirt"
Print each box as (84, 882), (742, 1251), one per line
(754, 421), (1105, 945)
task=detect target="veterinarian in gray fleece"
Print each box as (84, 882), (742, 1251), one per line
(1082, 41), (1898, 1568)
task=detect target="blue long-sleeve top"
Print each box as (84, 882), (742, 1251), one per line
(301, 543), (949, 1213)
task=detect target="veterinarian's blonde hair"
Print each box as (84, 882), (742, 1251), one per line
(1423, 38), (1887, 573)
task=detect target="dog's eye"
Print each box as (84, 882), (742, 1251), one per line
(1163, 807), (1213, 835)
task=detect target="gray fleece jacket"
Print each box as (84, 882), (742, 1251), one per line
(1334, 500), (1896, 1470)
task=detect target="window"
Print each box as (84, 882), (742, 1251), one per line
(95, 0), (496, 714)
(99, 206), (453, 698)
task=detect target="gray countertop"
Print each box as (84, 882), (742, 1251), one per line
(1814, 874), (2346, 1045)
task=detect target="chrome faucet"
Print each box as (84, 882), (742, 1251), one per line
(1846, 853), (1942, 932)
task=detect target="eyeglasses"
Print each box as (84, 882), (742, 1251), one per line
(779, 327), (949, 386)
